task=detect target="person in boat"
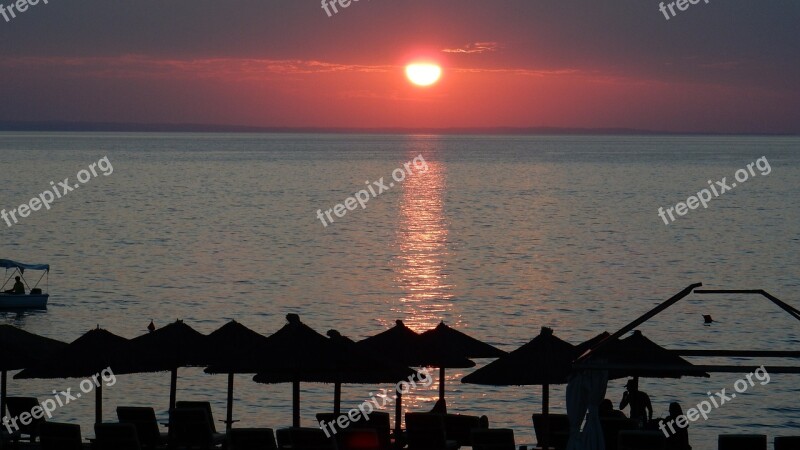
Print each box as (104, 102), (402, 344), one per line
(620, 378), (652, 427)
(599, 398), (627, 418)
(3, 276), (25, 294)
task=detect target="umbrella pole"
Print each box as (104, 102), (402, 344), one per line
(1, 370), (6, 419)
(334, 382), (342, 416)
(95, 383), (102, 424)
(169, 367), (178, 411)
(542, 383), (550, 450)
(293, 380), (300, 427)
(439, 367), (445, 401)
(226, 373), (234, 433)
(395, 389), (402, 438)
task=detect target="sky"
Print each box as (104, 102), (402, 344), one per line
(0, 0), (798, 133)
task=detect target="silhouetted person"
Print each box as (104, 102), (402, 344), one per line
(620, 378), (652, 426)
(663, 402), (691, 450)
(599, 398), (627, 418)
(3, 276), (24, 294)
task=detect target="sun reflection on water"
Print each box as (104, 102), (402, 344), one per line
(390, 144), (455, 333)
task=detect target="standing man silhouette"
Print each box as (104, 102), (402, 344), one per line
(620, 378), (652, 427)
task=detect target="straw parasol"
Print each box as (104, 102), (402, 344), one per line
(0, 325), (66, 418)
(462, 327), (596, 450)
(357, 320), (474, 435)
(325, 329), (418, 416)
(581, 330), (710, 380)
(246, 316), (419, 427)
(16, 327), (139, 424)
(204, 320), (271, 432)
(418, 321), (506, 400)
(130, 319), (208, 411)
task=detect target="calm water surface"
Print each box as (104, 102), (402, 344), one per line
(1, 133), (799, 449)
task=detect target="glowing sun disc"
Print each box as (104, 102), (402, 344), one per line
(406, 63), (442, 86)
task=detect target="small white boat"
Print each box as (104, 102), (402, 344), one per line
(0, 259), (50, 309)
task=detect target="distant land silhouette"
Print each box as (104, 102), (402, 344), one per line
(0, 121), (796, 136)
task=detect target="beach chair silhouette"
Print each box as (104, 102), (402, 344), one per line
(169, 407), (225, 449)
(277, 427), (334, 450)
(6, 397), (45, 442)
(227, 428), (278, 450)
(117, 406), (168, 450)
(40, 422), (83, 450)
(175, 401), (220, 433)
(470, 428), (515, 450)
(405, 413), (459, 450)
(95, 422), (142, 450)
(718, 434), (767, 450)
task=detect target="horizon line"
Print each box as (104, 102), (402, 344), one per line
(0, 121), (797, 137)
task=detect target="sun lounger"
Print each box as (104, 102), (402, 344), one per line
(169, 407), (225, 449)
(339, 428), (380, 450)
(317, 412), (392, 450)
(600, 417), (638, 450)
(95, 422), (142, 450)
(405, 413), (459, 450)
(775, 436), (800, 450)
(618, 430), (666, 450)
(531, 414), (570, 450)
(117, 406), (168, 450)
(443, 414), (488, 447)
(277, 427), (335, 450)
(40, 422), (83, 450)
(718, 434), (767, 450)
(471, 428), (516, 450)
(6, 396), (45, 442)
(176, 401), (221, 433)
(228, 428), (278, 450)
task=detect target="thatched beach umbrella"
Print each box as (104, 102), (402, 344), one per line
(204, 320), (271, 432)
(130, 319), (208, 411)
(462, 327), (590, 450)
(325, 330), (418, 416)
(249, 314), (346, 427)
(357, 320), (474, 435)
(16, 327), (139, 424)
(581, 330), (710, 380)
(0, 325), (66, 417)
(418, 321), (506, 400)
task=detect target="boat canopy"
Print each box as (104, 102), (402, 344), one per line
(0, 259), (50, 272)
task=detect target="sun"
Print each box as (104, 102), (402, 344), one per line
(405, 63), (442, 87)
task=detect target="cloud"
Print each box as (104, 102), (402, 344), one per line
(0, 55), (395, 81)
(441, 42), (500, 54)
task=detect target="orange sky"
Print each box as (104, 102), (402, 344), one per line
(0, 1), (797, 133)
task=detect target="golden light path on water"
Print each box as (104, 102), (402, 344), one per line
(384, 139), (465, 414)
(391, 146), (455, 332)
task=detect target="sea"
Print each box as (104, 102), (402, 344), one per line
(1, 132), (799, 449)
